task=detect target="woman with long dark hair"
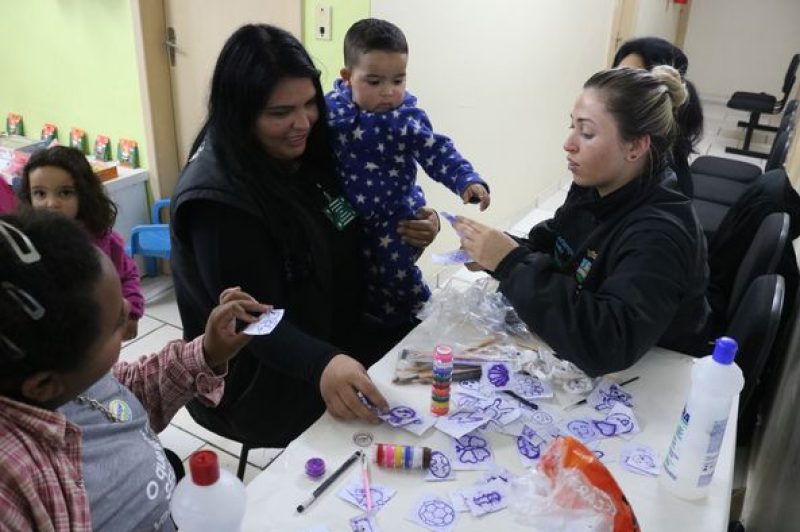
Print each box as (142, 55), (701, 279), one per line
(613, 37), (704, 198)
(170, 25), (438, 446)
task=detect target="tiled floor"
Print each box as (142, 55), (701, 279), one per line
(132, 99), (770, 485)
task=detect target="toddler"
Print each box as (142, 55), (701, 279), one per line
(325, 18), (490, 322)
(19, 145), (143, 339)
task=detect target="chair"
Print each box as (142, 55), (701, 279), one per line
(725, 53), (799, 158)
(726, 212), (790, 320)
(725, 274), (785, 442)
(126, 198), (171, 277)
(691, 100), (797, 182)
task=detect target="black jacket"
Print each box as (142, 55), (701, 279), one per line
(170, 143), (373, 446)
(494, 170), (710, 377)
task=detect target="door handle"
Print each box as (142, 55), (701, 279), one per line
(165, 26), (178, 66)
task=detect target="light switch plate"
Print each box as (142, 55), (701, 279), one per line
(315, 5), (332, 40)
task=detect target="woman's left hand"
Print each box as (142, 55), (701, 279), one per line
(397, 206), (440, 249)
(455, 216), (519, 272)
(202, 287), (271, 370)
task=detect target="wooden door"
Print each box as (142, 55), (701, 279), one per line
(164, 0), (301, 163)
(607, 0), (639, 66)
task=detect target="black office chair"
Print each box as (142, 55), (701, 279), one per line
(726, 212), (790, 320)
(691, 100), (797, 182)
(725, 274), (785, 442)
(725, 53), (799, 158)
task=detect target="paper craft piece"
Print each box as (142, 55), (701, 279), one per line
(478, 396), (521, 427)
(448, 491), (469, 513)
(479, 465), (514, 486)
(564, 418), (602, 444)
(431, 249), (473, 265)
(426, 450), (455, 482)
(350, 514), (380, 532)
(522, 407), (560, 429)
(587, 442), (613, 465)
(513, 373), (554, 400)
(480, 362), (515, 392)
(455, 379), (488, 399)
(407, 494), (458, 532)
(601, 403), (641, 440)
(620, 443), (661, 477)
(378, 405), (436, 436)
(440, 211), (458, 226)
(452, 392), (482, 410)
(243, 309), (285, 335)
(515, 424), (551, 466)
(451, 433), (493, 470)
(436, 408), (488, 439)
(588, 378), (635, 412)
(338, 476), (397, 513)
(460, 484), (509, 517)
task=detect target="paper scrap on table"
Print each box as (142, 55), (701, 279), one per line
(450, 432), (494, 470)
(478, 465), (515, 486)
(460, 483), (509, 517)
(337, 475), (396, 513)
(521, 406), (561, 429)
(563, 418), (602, 444)
(243, 309), (284, 335)
(588, 442), (614, 465)
(357, 394), (436, 437)
(513, 373), (554, 400)
(448, 490), (469, 513)
(619, 443), (661, 477)
(406, 493), (459, 532)
(480, 362), (516, 393)
(588, 377), (635, 412)
(515, 424), (553, 467)
(426, 450), (456, 482)
(436, 395), (520, 439)
(431, 249), (473, 265)
(595, 403), (641, 440)
(454, 380), (488, 399)
(350, 514), (381, 532)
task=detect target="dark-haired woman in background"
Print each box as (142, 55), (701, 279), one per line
(170, 24), (439, 447)
(613, 37), (704, 198)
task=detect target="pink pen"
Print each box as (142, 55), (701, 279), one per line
(361, 452), (373, 512)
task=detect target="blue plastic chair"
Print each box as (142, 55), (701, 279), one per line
(126, 198), (171, 277)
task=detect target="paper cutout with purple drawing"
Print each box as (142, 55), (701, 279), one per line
(406, 494), (458, 532)
(425, 450), (455, 482)
(480, 362), (515, 392)
(564, 418), (601, 443)
(588, 378), (635, 412)
(450, 432), (494, 470)
(350, 514), (381, 532)
(337, 476), (396, 513)
(619, 443), (661, 477)
(243, 309), (284, 335)
(460, 484), (509, 517)
(431, 249), (473, 265)
(513, 373), (554, 400)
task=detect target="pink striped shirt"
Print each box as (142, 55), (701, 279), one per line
(0, 337), (226, 532)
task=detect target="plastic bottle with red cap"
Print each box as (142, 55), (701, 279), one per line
(170, 449), (247, 531)
(662, 336), (744, 499)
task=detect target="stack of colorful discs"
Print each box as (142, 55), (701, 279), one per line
(430, 345), (453, 416)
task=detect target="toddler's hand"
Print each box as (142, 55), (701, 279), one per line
(462, 184), (491, 211)
(202, 287), (271, 370)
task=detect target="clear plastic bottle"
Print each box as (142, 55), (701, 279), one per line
(661, 337), (744, 499)
(170, 450), (247, 531)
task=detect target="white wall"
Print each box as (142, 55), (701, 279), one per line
(371, 0), (616, 280)
(683, 0), (800, 101)
(634, 0), (681, 42)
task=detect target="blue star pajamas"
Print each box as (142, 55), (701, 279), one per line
(326, 80), (488, 322)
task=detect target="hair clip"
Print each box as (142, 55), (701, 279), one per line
(0, 332), (26, 361)
(0, 220), (42, 264)
(2, 282), (45, 320)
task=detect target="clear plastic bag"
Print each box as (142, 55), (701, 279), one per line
(509, 437), (640, 532)
(410, 277), (594, 393)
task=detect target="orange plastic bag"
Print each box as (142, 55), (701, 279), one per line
(538, 436), (640, 532)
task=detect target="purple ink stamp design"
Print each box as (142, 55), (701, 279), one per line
(487, 364), (510, 387)
(418, 499), (456, 527)
(428, 451), (452, 479)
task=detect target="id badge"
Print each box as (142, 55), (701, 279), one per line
(323, 195), (357, 230)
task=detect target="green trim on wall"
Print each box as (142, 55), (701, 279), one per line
(303, 0), (370, 93)
(0, 0), (147, 167)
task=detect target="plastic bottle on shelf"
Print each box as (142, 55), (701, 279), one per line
(661, 337), (744, 499)
(170, 449), (247, 531)
(430, 345), (454, 416)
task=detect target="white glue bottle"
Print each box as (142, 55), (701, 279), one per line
(662, 337), (744, 499)
(170, 449), (247, 531)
